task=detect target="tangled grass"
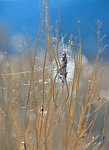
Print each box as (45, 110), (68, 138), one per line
(0, 1), (109, 150)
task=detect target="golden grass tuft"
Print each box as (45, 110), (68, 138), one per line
(0, 1), (109, 150)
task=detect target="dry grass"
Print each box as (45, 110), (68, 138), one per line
(0, 1), (109, 150)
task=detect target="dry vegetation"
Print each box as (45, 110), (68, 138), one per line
(0, 1), (109, 150)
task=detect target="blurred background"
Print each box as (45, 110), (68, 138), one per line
(0, 0), (109, 59)
(0, 2), (109, 149)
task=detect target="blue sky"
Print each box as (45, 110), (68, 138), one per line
(0, 0), (109, 58)
(0, 0), (40, 35)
